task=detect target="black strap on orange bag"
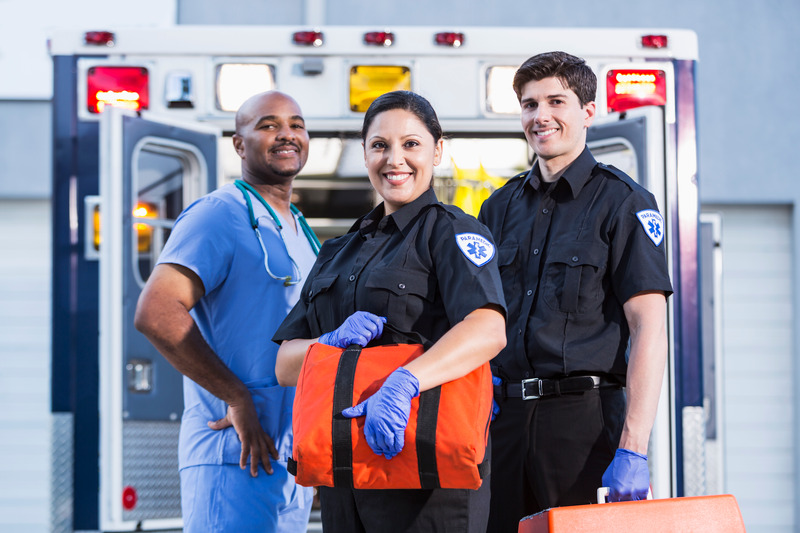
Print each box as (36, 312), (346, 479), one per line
(326, 324), (480, 490)
(332, 344), (360, 487)
(288, 323), (491, 490)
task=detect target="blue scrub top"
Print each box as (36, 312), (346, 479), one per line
(157, 183), (317, 468)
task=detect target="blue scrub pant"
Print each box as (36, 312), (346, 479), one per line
(180, 462), (312, 532)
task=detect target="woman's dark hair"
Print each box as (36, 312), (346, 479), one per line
(360, 91), (443, 142)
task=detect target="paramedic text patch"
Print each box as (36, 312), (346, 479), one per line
(636, 209), (665, 246)
(455, 233), (495, 267)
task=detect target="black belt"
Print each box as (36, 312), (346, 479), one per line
(496, 376), (614, 400)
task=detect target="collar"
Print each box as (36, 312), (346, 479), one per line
(358, 188), (439, 237)
(521, 146), (597, 200)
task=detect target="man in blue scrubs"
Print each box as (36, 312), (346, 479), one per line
(135, 91), (318, 532)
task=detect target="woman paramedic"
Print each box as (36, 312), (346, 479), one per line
(273, 90), (507, 532)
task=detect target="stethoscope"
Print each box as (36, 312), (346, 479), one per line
(235, 179), (321, 286)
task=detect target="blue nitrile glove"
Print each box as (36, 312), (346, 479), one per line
(491, 375), (502, 421)
(602, 448), (650, 501)
(319, 311), (386, 348)
(341, 367), (420, 460)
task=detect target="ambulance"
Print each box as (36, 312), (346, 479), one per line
(48, 26), (705, 531)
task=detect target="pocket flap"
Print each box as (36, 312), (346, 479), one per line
(546, 241), (607, 268)
(365, 268), (436, 300)
(306, 274), (338, 300)
(498, 243), (519, 267)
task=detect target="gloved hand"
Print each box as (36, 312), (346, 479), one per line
(319, 311), (386, 348)
(601, 448), (650, 501)
(341, 367), (420, 459)
(491, 375), (502, 421)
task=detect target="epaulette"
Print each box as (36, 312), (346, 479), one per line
(509, 169), (530, 183)
(429, 201), (461, 219)
(595, 162), (638, 190)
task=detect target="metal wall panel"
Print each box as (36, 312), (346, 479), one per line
(0, 101), (51, 199)
(0, 199), (51, 533)
(708, 205), (795, 533)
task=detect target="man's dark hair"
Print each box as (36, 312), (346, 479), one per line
(513, 51), (597, 106)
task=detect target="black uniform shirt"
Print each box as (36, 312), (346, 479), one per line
(274, 188), (506, 348)
(478, 146), (673, 383)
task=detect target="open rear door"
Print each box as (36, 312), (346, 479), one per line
(98, 107), (219, 531)
(587, 106), (677, 500)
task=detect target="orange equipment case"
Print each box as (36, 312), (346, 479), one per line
(518, 494), (746, 533)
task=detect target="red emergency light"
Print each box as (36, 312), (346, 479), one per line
(293, 31), (324, 47)
(641, 34), (668, 49)
(122, 486), (137, 511)
(87, 66), (149, 114)
(435, 32), (465, 47)
(606, 69), (667, 113)
(84, 31), (115, 46)
(364, 31), (394, 47)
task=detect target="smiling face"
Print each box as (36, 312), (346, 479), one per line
(519, 76), (595, 179)
(233, 92), (309, 185)
(363, 108), (443, 215)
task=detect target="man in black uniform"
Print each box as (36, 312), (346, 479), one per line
(479, 52), (673, 532)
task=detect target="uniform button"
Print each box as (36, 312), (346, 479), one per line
(533, 248), (539, 255)
(349, 275), (356, 281)
(398, 283), (406, 290)
(542, 208), (549, 214)
(524, 371), (531, 378)
(527, 289), (532, 296)
(308, 290), (313, 296)
(572, 256), (579, 262)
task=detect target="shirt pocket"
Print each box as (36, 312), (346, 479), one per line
(542, 241), (607, 314)
(498, 242), (521, 284)
(304, 274), (338, 333)
(365, 268), (436, 324)
(497, 243), (522, 316)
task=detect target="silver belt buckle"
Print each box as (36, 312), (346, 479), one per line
(521, 378), (543, 400)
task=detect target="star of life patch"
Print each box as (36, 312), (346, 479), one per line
(636, 209), (665, 246)
(455, 233), (495, 267)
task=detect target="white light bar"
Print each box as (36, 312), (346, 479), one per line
(485, 66), (520, 115)
(216, 63), (276, 112)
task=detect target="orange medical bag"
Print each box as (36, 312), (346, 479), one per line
(288, 341), (493, 490)
(518, 494), (746, 533)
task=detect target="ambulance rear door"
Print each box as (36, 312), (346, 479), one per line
(586, 106), (676, 499)
(97, 107), (219, 531)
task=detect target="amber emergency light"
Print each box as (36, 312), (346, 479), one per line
(133, 203), (156, 253)
(606, 69), (667, 113)
(92, 203), (156, 252)
(349, 65), (411, 113)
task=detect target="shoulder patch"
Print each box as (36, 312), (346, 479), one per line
(455, 233), (495, 267)
(636, 209), (665, 246)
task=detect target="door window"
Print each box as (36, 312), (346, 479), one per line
(588, 138), (639, 183)
(132, 139), (205, 286)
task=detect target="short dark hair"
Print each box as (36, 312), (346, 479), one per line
(360, 91), (443, 142)
(513, 51), (597, 107)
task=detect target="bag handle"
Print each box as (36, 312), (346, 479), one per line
(331, 345), (361, 488)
